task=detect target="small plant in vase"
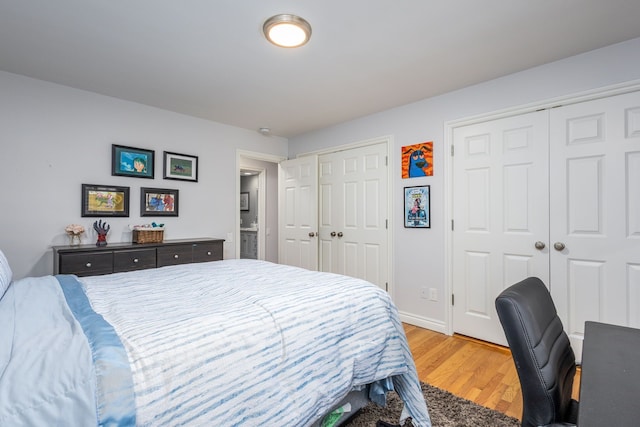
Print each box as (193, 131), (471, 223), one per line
(65, 224), (85, 246)
(93, 220), (110, 247)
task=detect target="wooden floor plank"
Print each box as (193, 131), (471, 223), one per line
(404, 324), (581, 421)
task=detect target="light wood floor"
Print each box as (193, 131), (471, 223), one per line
(403, 324), (581, 420)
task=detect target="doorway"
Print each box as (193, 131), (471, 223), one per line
(240, 168), (263, 260)
(237, 150), (286, 263)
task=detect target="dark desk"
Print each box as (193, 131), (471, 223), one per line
(579, 321), (640, 427)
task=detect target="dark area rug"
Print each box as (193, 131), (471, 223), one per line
(344, 382), (520, 427)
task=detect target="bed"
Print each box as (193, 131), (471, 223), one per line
(0, 250), (431, 426)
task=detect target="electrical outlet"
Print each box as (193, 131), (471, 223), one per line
(420, 287), (429, 299)
(429, 288), (438, 301)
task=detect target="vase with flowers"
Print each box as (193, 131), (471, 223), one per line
(65, 224), (85, 246)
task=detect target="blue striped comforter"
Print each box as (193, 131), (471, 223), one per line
(1, 259), (431, 426)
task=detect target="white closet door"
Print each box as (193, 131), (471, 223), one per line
(452, 110), (550, 345)
(278, 156), (318, 270)
(549, 90), (640, 360)
(318, 142), (389, 290)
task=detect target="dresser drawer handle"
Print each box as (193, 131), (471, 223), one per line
(85, 262), (92, 268)
(207, 251), (212, 256)
(174, 254), (179, 259)
(133, 258), (139, 263)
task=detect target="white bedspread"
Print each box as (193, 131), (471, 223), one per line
(80, 259), (431, 426)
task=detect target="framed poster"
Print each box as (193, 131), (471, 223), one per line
(163, 151), (198, 182)
(404, 185), (430, 228)
(111, 144), (155, 178)
(140, 187), (179, 217)
(81, 184), (130, 217)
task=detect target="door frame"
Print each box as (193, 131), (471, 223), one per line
(443, 79), (640, 337)
(236, 150), (286, 260)
(294, 135), (395, 297)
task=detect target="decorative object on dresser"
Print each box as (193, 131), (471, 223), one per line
(131, 223), (165, 244)
(65, 224), (85, 246)
(111, 144), (155, 179)
(140, 187), (179, 217)
(93, 220), (110, 247)
(52, 238), (224, 276)
(163, 151), (198, 182)
(81, 184), (130, 217)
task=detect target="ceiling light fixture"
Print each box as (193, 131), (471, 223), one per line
(263, 14), (312, 48)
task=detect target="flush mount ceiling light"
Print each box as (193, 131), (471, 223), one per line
(263, 14), (312, 48)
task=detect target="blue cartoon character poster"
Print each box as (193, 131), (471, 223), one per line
(404, 185), (430, 228)
(401, 142), (433, 178)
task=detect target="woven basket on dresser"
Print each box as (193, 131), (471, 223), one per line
(132, 229), (164, 243)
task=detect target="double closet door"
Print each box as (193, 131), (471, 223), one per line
(452, 90), (640, 360)
(279, 142), (389, 291)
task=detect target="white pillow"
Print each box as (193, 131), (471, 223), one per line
(0, 250), (12, 299)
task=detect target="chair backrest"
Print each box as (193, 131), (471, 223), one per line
(495, 277), (577, 427)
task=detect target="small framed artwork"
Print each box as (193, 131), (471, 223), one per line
(240, 192), (250, 211)
(82, 184), (130, 217)
(140, 187), (179, 217)
(163, 151), (198, 182)
(112, 144), (155, 179)
(401, 142), (433, 178)
(404, 185), (430, 228)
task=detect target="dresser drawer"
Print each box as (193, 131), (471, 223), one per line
(157, 244), (193, 267)
(113, 248), (156, 273)
(192, 241), (223, 262)
(59, 252), (113, 276)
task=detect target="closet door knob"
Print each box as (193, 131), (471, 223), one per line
(553, 242), (566, 251)
(534, 241), (545, 250)
(308, 232), (317, 237)
(337, 232), (343, 237)
(330, 231), (337, 237)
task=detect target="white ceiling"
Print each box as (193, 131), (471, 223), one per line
(2, 1), (640, 138)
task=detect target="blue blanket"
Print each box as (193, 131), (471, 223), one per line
(0, 275), (134, 426)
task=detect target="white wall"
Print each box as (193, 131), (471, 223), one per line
(0, 71), (288, 279)
(288, 37), (640, 331)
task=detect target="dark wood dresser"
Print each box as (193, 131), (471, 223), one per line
(53, 238), (224, 276)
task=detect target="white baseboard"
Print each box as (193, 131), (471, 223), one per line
(399, 311), (448, 335)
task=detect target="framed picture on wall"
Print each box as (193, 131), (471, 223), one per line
(111, 144), (155, 178)
(240, 192), (250, 211)
(404, 185), (430, 228)
(163, 151), (198, 182)
(81, 184), (130, 217)
(140, 187), (179, 217)
(401, 142), (433, 178)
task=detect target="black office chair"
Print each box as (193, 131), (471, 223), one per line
(495, 277), (579, 427)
